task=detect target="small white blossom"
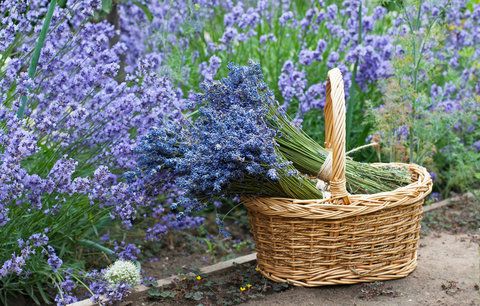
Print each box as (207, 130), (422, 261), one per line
(104, 260), (141, 287)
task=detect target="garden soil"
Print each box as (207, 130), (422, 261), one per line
(243, 232), (480, 306)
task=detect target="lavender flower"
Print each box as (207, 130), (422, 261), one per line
(0, 231), (50, 277)
(395, 125), (409, 140)
(114, 241), (140, 261)
(316, 39), (327, 55)
(199, 55), (222, 82)
(259, 33), (276, 44)
(278, 60), (307, 108)
(299, 49), (319, 66)
(299, 83), (326, 114)
(473, 140), (480, 153)
(54, 272), (78, 306)
(220, 26), (238, 45)
(279, 11), (295, 26)
(45, 246), (63, 271)
(327, 51), (340, 68)
(430, 192), (442, 202)
(216, 217), (231, 238)
(86, 269), (132, 303)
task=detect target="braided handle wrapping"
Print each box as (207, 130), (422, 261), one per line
(324, 68), (350, 204)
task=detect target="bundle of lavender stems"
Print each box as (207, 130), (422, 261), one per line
(137, 63), (411, 205)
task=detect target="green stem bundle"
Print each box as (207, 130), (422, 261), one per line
(229, 163), (324, 200)
(272, 109), (412, 195)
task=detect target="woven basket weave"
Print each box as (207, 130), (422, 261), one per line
(244, 68), (432, 287)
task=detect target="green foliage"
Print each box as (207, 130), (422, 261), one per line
(148, 288), (177, 299)
(101, 0), (113, 14)
(369, 0), (480, 196)
(0, 192), (111, 303)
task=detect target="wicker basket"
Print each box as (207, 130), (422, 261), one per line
(244, 68), (432, 287)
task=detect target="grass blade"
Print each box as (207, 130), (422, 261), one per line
(79, 239), (115, 256)
(17, 0), (57, 118)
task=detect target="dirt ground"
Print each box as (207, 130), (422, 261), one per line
(140, 227), (255, 280)
(243, 232), (480, 306)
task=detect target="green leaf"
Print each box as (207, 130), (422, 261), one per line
(148, 288), (176, 299)
(101, 0), (113, 13)
(160, 290), (176, 298)
(132, 0), (154, 22)
(185, 291), (204, 301)
(79, 239), (114, 255)
(459, 47), (474, 59)
(148, 288), (161, 298)
(26, 286), (41, 305)
(17, 0), (57, 118)
(36, 281), (51, 304)
(58, 0), (67, 8)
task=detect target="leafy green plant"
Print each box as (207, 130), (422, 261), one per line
(368, 0), (480, 196)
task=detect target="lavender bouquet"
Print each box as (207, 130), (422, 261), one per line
(135, 88), (324, 206)
(137, 63), (410, 206)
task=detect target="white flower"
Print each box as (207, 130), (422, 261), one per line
(104, 260), (141, 287)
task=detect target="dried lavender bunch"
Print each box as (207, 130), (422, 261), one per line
(136, 62), (411, 207)
(136, 98), (323, 206)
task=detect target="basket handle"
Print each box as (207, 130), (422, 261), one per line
(323, 68), (350, 204)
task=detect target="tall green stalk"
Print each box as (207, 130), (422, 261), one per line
(401, 0), (446, 163)
(408, 1), (422, 163)
(17, 0), (57, 118)
(346, 1), (362, 146)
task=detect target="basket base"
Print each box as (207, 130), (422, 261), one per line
(256, 257), (418, 287)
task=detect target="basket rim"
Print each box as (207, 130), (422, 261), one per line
(243, 162), (432, 219)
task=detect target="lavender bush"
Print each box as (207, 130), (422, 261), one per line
(0, 1), (197, 303)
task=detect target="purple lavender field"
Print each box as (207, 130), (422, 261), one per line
(0, 0), (478, 305)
